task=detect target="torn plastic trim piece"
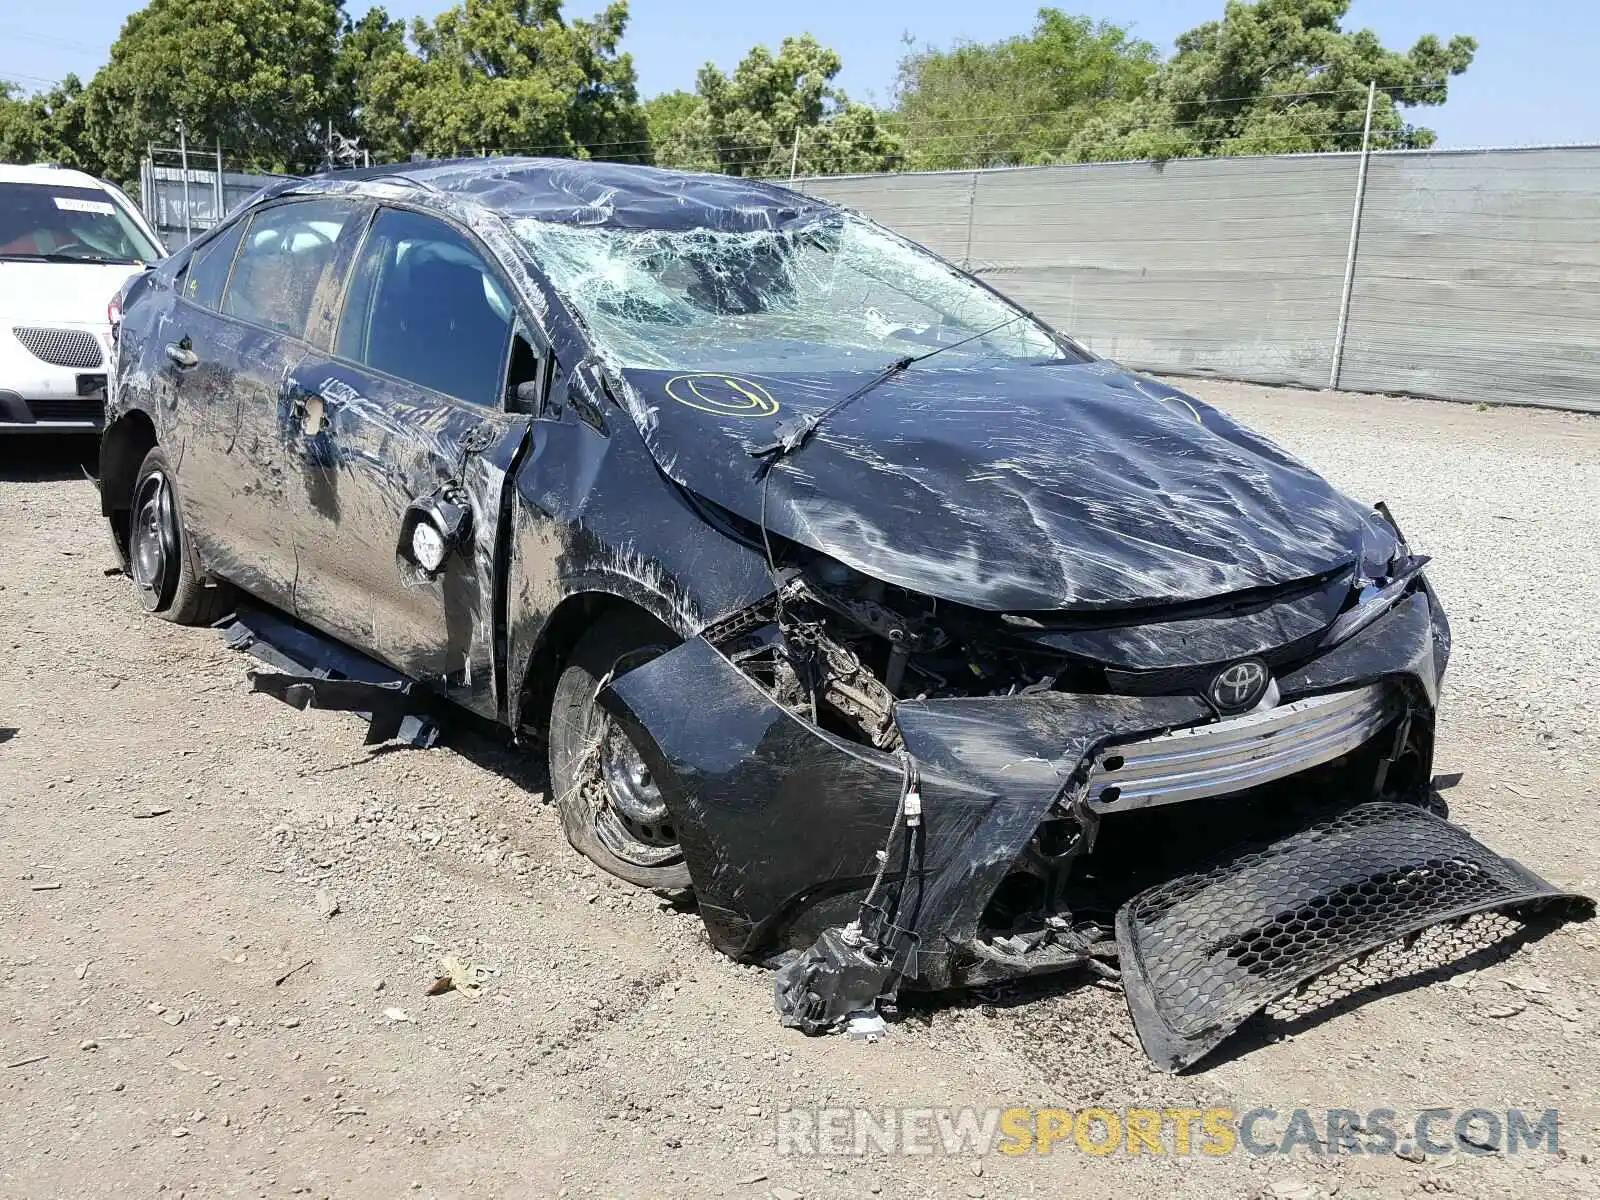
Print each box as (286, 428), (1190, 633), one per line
(218, 603), (441, 747)
(1114, 800), (1593, 1072)
(248, 671), (429, 747)
(774, 926), (904, 1036)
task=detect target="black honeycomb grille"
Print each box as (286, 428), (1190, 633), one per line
(1115, 801), (1588, 1071)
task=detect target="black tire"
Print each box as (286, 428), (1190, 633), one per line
(127, 446), (234, 626)
(548, 609), (692, 890)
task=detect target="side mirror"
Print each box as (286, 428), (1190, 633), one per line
(397, 490), (472, 579)
(513, 379), (542, 412)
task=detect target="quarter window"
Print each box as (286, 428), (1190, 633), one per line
(336, 208), (513, 405)
(222, 199), (358, 338)
(180, 220), (245, 311)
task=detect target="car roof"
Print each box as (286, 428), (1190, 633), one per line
(0, 162), (112, 190)
(313, 156), (836, 234)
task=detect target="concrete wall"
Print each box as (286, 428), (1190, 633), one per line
(794, 147), (1600, 413)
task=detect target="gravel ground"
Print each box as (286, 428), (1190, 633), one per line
(1, 381), (1596, 1200)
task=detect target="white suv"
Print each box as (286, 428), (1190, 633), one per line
(1, 163), (166, 434)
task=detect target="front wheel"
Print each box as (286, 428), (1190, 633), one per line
(548, 610), (691, 889)
(127, 446), (234, 625)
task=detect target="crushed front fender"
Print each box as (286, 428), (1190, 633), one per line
(600, 635), (1207, 985)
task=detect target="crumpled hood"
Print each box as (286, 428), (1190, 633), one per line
(615, 360), (1400, 612)
(0, 261), (145, 326)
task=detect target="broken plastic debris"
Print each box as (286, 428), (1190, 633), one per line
(844, 1011), (887, 1042)
(427, 954), (488, 998)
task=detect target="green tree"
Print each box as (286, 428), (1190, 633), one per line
(655, 34), (900, 177)
(1151, 0), (1477, 156)
(81, 0), (344, 183)
(334, 6), (408, 162)
(0, 76), (95, 172)
(362, 0), (646, 161)
(642, 89), (696, 159)
(892, 2), (1475, 167)
(895, 9), (1159, 169)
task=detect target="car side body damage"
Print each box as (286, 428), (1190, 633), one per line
(101, 158), (1590, 1071)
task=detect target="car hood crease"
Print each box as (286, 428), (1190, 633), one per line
(616, 361), (1400, 612)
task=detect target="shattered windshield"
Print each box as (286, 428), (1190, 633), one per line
(512, 213), (1070, 372)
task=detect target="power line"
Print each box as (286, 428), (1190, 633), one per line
(2, 70), (66, 89)
(0, 24), (104, 55)
(474, 86), (1426, 160)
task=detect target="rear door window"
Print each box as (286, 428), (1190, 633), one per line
(180, 221), (245, 310)
(223, 199), (359, 339)
(335, 207), (513, 405)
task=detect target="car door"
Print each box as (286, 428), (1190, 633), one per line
(156, 196), (367, 611)
(285, 204), (540, 719)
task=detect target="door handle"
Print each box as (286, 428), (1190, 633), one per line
(164, 341), (198, 369)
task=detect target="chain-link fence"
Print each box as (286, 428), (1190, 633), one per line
(792, 145), (1600, 413)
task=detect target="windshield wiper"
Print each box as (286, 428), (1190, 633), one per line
(749, 313), (1025, 472)
(0, 251), (138, 264)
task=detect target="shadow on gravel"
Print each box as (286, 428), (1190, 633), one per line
(445, 716), (551, 797)
(0, 435), (99, 482)
(891, 906), (1560, 1073)
(1204, 910), (1562, 1071)
(896, 964), (1119, 1025)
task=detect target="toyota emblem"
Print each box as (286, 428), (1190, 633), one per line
(1209, 659), (1270, 712)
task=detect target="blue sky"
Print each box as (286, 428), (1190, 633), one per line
(4, 0), (1597, 148)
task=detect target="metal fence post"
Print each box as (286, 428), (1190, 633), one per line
(962, 171), (978, 271)
(1329, 81), (1376, 391)
(139, 150), (153, 226)
(177, 122), (192, 242)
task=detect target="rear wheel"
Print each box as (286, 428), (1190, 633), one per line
(127, 446), (234, 625)
(548, 610), (691, 889)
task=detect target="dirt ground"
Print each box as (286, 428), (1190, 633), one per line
(2, 380), (1596, 1200)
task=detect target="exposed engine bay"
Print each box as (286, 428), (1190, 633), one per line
(709, 553), (1208, 754)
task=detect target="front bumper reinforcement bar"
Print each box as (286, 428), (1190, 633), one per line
(1085, 684), (1397, 813)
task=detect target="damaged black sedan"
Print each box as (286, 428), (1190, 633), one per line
(100, 159), (1587, 1070)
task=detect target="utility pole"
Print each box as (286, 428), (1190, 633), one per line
(214, 140), (224, 228)
(1329, 80), (1377, 391)
(789, 126), (801, 182)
